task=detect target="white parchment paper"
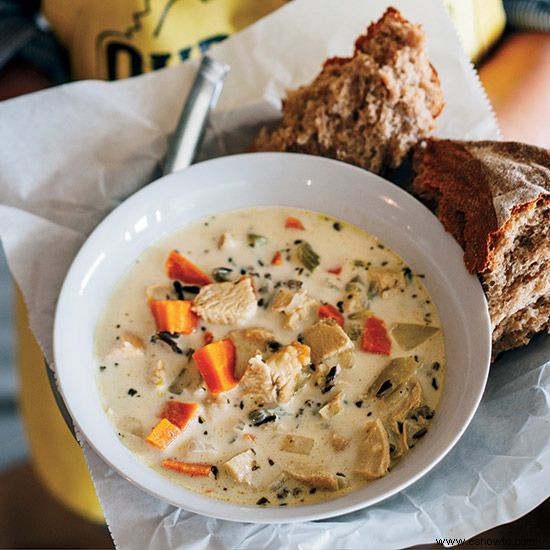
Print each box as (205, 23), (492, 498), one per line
(0, 0), (548, 548)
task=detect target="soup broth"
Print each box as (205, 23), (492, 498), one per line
(95, 207), (445, 507)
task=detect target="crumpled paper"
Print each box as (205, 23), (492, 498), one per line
(0, 0), (548, 548)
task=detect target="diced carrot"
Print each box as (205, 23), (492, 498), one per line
(361, 316), (391, 355)
(161, 401), (199, 430)
(318, 304), (344, 327)
(145, 418), (181, 449)
(149, 299), (198, 334)
(327, 266), (342, 275)
(203, 330), (214, 345)
(166, 250), (212, 286)
(271, 251), (283, 266)
(162, 459), (213, 477)
(193, 339), (237, 395)
(285, 216), (305, 230)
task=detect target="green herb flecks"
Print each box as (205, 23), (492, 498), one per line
(249, 407), (285, 426)
(402, 266), (413, 282)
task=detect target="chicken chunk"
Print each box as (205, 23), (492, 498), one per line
(284, 465), (339, 491)
(318, 392), (344, 420)
(369, 267), (406, 298)
(280, 434), (314, 455)
(240, 356), (276, 403)
(269, 342), (310, 402)
(356, 418), (390, 480)
(303, 319), (353, 365)
(192, 277), (257, 325)
(223, 449), (256, 485)
(106, 331), (145, 360)
(271, 288), (317, 329)
(227, 327), (276, 378)
(240, 342), (311, 404)
(330, 431), (350, 452)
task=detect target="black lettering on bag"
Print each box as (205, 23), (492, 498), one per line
(150, 52), (172, 70)
(106, 42), (142, 80)
(198, 34), (228, 53)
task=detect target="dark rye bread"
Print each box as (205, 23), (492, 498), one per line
(412, 139), (550, 359)
(253, 7), (444, 174)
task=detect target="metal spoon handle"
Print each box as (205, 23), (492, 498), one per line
(163, 56), (229, 175)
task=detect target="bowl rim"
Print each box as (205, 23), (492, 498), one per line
(53, 152), (491, 523)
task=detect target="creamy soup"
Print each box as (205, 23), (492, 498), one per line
(95, 207), (445, 507)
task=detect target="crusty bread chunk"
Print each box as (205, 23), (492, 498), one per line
(412, 139), (550, 359)
(253, 7), (444, 174)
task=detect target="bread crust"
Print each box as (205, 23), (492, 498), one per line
(412, 139), (550, 360)
(412, 139), (550, 273)
(412, 140), (499, 273)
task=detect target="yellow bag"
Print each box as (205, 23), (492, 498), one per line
(17, 291), (104, 522)
(43, 0), (287, 80)
(444, 0), (506, 63)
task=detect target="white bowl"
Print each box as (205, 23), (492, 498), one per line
(54, 152), (491, 523)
